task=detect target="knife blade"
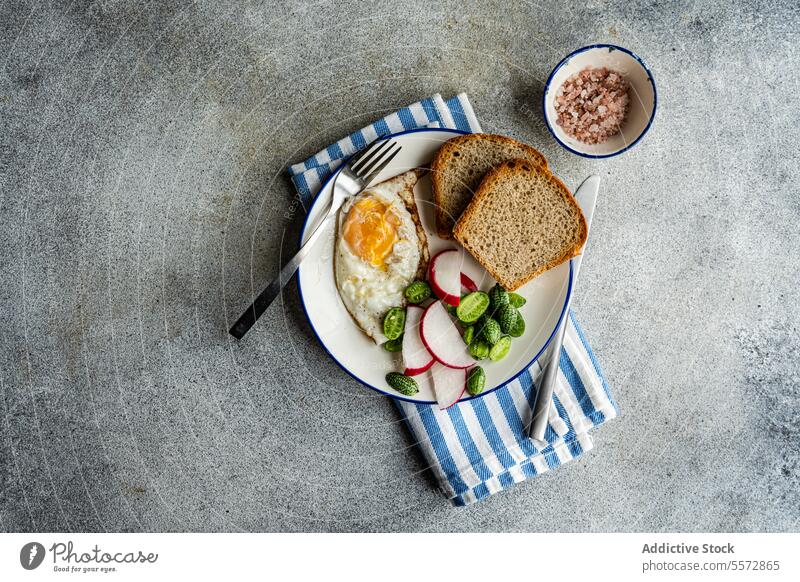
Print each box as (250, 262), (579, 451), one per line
(528, 175), (600, 441)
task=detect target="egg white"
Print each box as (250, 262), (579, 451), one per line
(335, 180), (421, 343)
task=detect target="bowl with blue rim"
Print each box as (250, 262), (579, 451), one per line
(543, 44), (657, 158)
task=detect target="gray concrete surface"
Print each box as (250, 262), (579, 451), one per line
(1, 0), (798, 532)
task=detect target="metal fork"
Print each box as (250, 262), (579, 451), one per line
(229, 139), (402, 339)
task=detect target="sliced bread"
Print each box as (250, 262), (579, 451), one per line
(431, 133), (548, 238)
(453, 159), (587, 291)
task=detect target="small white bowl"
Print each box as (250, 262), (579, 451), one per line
(543, 44), (657, 158)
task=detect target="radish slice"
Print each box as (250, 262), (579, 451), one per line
(403, 305), (434, 376)
(430, 363), (467, 409)
(429, 249), (462, 306)
(419, 301), (474, 369)
(460, 272), (478, 293)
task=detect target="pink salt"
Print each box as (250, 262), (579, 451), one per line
(554, 67), (630, 144)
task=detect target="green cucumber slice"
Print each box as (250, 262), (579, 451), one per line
(509, 313), (525, 337)
(456, 292), (489, 323)
(404, 281), (432, 304)
(489, 336), (512, 361)
(508, 293), (526, 308)
(383, 307), (406, 340)
(383, 337), (403, 352)
(462, 325), (475, 345)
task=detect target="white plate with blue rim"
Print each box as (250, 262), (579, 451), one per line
(297, 128), (572, 404)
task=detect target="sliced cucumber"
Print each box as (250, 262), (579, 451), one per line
(462, 325), (475, 345)
(509, 313), (525, 337)
(383, 337), (403, 352)
(383, 307), (406, 341)
(508, 292), (526, 308)
(404, 281), (432, 304)
(489, 336), (512, 361)
(456, 291), (489, 323)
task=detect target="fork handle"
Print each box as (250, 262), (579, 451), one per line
(229, 214), (333, 339)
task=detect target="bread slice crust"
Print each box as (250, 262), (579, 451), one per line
(431, 133), (548, 239)
(453, 159), (587, 291)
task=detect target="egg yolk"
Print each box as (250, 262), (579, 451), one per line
(342, 196), (399, 267)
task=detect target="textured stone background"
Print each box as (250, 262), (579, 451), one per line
(1, 0), (798, 532)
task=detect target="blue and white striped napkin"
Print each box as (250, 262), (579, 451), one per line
(289, 93), (618, 506)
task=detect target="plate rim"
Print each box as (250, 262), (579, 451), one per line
(297, 127), (574, 404)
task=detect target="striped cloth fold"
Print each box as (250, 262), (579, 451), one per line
(288, 93), (618, 506)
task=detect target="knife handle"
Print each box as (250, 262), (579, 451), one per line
(528, 312), (569, 441)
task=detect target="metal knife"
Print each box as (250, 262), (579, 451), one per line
(528, 175), (600, 441)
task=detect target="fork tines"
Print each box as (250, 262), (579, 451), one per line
(349, 139), (402, 185)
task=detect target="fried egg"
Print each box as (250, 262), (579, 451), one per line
(335, 170), (427, 343)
